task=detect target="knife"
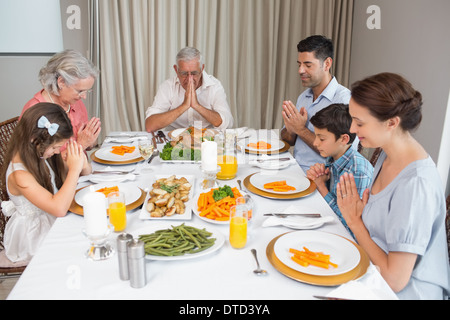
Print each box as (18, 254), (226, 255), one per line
(263, 213), (321, 218)
(92, 171), (132, 175)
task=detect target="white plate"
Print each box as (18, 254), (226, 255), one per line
(75, 182), (142, 207)
(245, 139), (284, 152)
(249, 173), (310, 195)
(192, 187), (249, 225)
(169, 127), (218, 140)
(94, 144), (141, 162)
(139, 175), (195, 220)
(131, 222), (225, 261)
(274, 231), (361, 276)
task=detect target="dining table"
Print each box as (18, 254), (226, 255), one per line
(6, 129), (397, 302)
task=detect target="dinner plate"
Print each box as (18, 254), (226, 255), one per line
(168, 128), (218, 140)
(192, 187), (249, 225)
(244, 173), (316, 200)
(95, 144), (142, 162)
(249, 172), (311, 195)
(266, 233), (370, 286)
(245, 139), (284, 152)
(75, 182), (142, 207)
(131, 222), (225, 261)
(273, 230), (361, 276)
(243, 140), (290, 155)
(69, 185), (145, 216)
(139, 175), (195, 220)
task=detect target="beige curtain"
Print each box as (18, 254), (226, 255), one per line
(95, 0), (354, 135)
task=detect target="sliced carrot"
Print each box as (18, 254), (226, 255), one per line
(111, 145), (136, 155)
(289, 247), (338, 269)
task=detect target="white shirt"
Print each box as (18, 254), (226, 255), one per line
(145, 71), (234, 131)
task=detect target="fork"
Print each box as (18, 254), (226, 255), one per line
(157, 131), (169, 143)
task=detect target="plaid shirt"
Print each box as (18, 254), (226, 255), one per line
(324, 147), (374, 238)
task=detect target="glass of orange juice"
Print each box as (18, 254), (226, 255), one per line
(108, 191), (127, 232)
(217, 131), (238, 180)
(229, 205), (248, 249)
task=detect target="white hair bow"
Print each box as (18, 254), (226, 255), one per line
(37, 116), (59, 136)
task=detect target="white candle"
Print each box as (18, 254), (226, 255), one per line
(83, 192), (108, 237)
(201, 141), (217, 171)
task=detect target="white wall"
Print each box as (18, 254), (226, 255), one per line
(0, 0), (89, 122)
(349, 0), (450, 196)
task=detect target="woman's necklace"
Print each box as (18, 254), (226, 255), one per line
(47, 90), (71, 113)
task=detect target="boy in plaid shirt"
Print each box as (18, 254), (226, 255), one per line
(306, 104), (373, 237)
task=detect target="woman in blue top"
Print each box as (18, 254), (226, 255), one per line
(337, 73), (450, 299)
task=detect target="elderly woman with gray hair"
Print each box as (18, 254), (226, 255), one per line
(21, 49), (101, 151)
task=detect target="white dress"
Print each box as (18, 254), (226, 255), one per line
(1, 162), (57, 262)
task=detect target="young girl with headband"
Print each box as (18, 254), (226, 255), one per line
(1, 103), (91, 263)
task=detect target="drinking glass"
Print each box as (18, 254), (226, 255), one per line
(236, 195), (254, 222)
(108, 191), (127, 232)
(229, 205), (248, 249)
(138, 138), (154, 172)
(216, 130), (238, 180)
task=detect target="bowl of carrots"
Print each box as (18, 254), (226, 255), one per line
(194, 185), (252, 224)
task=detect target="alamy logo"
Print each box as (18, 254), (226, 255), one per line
(367, 5), (381, 30)
(66, 5), (81, 30)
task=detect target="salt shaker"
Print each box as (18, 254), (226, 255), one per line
(127, 239), (147, 288)
(117, 233), (133, 280)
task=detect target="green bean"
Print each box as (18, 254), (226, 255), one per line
(138, 224), (217, 256)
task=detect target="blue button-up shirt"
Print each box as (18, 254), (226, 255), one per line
(292, 77), (352, 172)
(324, 146), (373, 238)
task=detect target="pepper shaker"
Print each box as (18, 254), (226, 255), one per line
(127, 239), (147, 288)
(117, 233), (133, 280)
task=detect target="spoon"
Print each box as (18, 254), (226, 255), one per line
(237, 179), (242, 190)
(251, 249), (268, 276)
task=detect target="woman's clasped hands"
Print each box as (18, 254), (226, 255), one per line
(336, 172), (370, 231)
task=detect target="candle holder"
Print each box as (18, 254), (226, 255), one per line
(83, 228), (114, 261)
(201, 166), (220, 190)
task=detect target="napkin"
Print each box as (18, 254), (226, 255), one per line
(78, 166), (137, 183)
(324, 265), (398, 300)
(249, 155), (296, 170)
(262, 205), (334, 229)
(78, 173), (136, 184)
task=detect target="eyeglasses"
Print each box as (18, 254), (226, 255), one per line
(177, 71), (201, 78)
(72, 87), (93, 97)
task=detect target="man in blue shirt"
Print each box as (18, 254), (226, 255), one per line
(306, 104), (373, 238)
(280, 35), (352, 172)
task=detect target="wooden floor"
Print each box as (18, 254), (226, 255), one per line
(0, 278), (17, 300)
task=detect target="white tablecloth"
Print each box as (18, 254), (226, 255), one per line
(7, 131), (396, 300)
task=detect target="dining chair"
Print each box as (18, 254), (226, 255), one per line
(0, 116), (27, 279)
(357, 142), (382, 167)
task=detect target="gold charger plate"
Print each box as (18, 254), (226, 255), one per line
(266, 233), (370, 286)
(245, 140), (290, 155)
(69, 185), (146, 216)
(243, 173), (316, 199)
(90, 151), (144, 165)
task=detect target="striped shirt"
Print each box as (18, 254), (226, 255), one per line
(323, 146), (373, 238)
